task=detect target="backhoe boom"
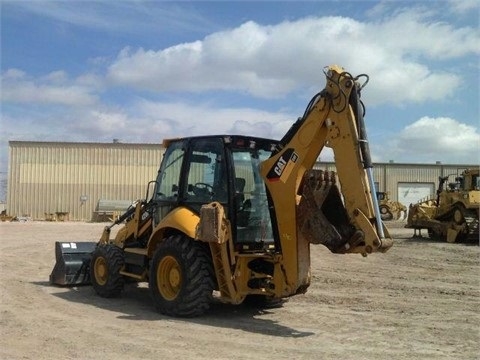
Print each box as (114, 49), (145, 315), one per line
(261, 65), (392, 294)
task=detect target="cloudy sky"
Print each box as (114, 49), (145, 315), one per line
(1, 0), (479, 193)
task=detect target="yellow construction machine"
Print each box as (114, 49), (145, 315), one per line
(50, 65), (393, 317)
(376, 192), (407, 221)
(406, 168), (480, 243)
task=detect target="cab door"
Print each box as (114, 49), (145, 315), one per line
(153, 140), (185, 226)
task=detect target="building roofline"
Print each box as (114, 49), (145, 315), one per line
(8, 140), (162, 147)
(8, 140), (479, 168)
(319, 160), (479, 167)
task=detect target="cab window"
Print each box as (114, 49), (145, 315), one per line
(183, 138), (228, 206)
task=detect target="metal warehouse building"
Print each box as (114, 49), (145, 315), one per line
(6, 140), (478, 221)
(7, 141), (164, 221)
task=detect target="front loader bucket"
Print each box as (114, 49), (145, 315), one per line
(50, 241), (97, 286)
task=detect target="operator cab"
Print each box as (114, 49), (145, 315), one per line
(153, 135), (279, 251)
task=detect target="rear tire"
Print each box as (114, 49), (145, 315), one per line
(149, 234), (214, 317)
(90, 244), (125, 297)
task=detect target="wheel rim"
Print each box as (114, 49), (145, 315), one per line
(94, 257), (108, 286)
(157, 256), (182, 301)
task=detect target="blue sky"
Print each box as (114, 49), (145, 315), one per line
(1, 0), (479, 199)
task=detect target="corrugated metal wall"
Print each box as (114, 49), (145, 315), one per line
(8, 141), (163, 221)
(7, 141), (477, 220)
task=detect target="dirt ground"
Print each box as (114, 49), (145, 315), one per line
(0, 221), (478, 360)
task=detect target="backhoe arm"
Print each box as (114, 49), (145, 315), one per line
(260, 65), (392, 294)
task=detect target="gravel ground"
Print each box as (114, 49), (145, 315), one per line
(0, 221), (478, 360)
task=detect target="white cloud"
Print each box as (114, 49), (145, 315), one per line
(131, 100), (294, 140)
(75, 73), (105, 89)
(390, 117), (480, 164)
(87, 110), (128, 132)
(2, 69), (26, 79)
(1, 69), (97, 106)
(447, 0), (479, 14)
(107, 13), (478, 104)
(369, 8), (479, 60)
(7, 99), (295, 145)
(41, 70), (68, 84)
(2, 4), (478, 169)
(8, 1), (215, 34)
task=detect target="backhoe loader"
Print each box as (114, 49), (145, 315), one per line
(50, 65), (393, 317)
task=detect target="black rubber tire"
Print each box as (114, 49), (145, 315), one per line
(428, 228), (444, 241)
(90, 244), (125, 298)
(149, 234), (214, 317)
(379, 206), (393, 221)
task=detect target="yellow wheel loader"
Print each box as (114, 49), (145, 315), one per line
(50, 65), (393, 317)
(376, 192), (407, 221)
(406, 168), (480, 243)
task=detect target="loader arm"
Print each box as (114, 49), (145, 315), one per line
(260, 65), (393, 294)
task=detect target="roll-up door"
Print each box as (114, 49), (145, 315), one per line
(398, 182), (435, 208)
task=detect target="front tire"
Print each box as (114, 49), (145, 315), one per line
(149, 234), (214, 317)
(380, 206), (393, 221)
(90, 244), (125, 297)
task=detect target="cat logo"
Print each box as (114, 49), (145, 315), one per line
(266, 148), (299, 183)
(274, 156), (287, 176)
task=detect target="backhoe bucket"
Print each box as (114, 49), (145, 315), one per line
(298, 170), (354, 252)
(50, 241), (97, 286)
